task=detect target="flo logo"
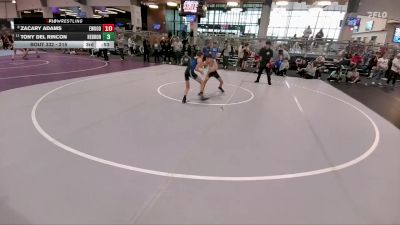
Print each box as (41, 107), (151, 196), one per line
(367, 11), (388, 18)
(183, 1), (199, 13)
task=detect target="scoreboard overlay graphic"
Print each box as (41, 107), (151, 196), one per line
(14, 18), (115, 49)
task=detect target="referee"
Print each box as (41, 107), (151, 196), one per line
(255, 40), (274, 85)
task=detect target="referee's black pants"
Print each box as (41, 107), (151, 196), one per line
(256, 64), (271, 84)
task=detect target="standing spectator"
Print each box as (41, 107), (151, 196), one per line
(255, 40), (274, 85)
(101, 48), (109, 61)
(165, 37), (173, 64)
(187, 44), (192, 57)
(315, 29), (324, 40)
(181, 50), (191, 66)
(202, 40), (212, 58)
(367, 52), (378, 77)
(143, 38), (150, 63)
(386, 54), (394, 78)
(117, 33), (125, 61)
(96, 31), (109, 62)
(386, 53), (400, 86)
(160, 37), (167, 63)
(314, 29), (324, 47)
(371, 53), (388, 85)
(173, 38), (183, 64)
(237, 42), (245, 69)
(303, 26), (312, 39)
(363, 49), (373, 67)
(241, 43), (250, 71)
(153, 40), (161, 63)
(128, 35), (135, 56)
(182, 38), (188, 53)
(210, 41), (219, 59)
(221, 40), (231, 69)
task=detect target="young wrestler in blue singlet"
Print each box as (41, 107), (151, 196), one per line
(182, 52), (205, 103)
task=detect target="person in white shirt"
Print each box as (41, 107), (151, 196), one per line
(313, 55), (325, 79)
(303, 26), (312, 40)
(128, 35), (135, 56)
(173, 38), (183, 64)
(117, 33), (125, 61)
(387, 53), (400, 86)
(240, 43), (250, 71)
(304, 62), (316, 79)
(371, 54), (388, 85)
(221, 40), (231, 69)
(237, 42), (245, 69)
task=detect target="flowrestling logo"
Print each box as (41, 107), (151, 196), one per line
(182, 0), (199, 13)
(367, 11), (388, 19)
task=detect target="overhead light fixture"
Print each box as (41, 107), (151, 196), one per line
(167, 1), (178, 7)
(105, 10), (118, 14)
(106, 7), (126, 13)
(276, 0), (288, 6)
(11, 0), (16, 3)
(227, 1), (239, 7)
(148, 4), (159, 9)
(317, 0), (332, 6)
(230, 7), (243, 12)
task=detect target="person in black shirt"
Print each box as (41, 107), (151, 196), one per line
(367, 52), (378, 77)
(255, 41), (274, 85)
(143, 38), (150, 63)
(165, 38), (172, 64)
(160, 38), (167, 63)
